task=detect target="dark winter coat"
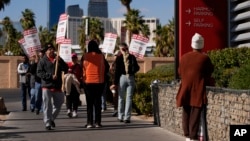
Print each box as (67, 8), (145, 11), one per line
(176, 51), (214, 108)
(37, 55), (68, 90)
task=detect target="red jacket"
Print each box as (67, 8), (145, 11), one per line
(176, 51), (214, 107)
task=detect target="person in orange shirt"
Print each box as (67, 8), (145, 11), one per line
(82, 40), (109, 128)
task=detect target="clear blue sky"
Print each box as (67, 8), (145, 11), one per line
(0, 0), (174, 27)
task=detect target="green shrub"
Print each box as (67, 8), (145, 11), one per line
(228, 60), (250, 89)
(133, 63), (175, 115)
(207, 47), (250, 87)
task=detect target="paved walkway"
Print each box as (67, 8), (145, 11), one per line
(0, 89), (185, 141)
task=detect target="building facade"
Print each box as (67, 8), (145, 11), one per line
(88, 0), (108, 18)
(229, 0), (250, 47)
(48, 0), (65, 30)
(67, 5), (84, 17)
(66, 16), (159, 45)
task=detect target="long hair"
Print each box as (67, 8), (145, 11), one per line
(87, 40), (102, 54)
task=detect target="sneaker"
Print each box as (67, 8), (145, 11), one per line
(67, 110), (72, 118)
(50, 121), (55, 128)
(72, 111), (78, 118)
(118, 119), (123, 122)
(36, 109), (40, 115)
(45, 125), (52, 130)
(112, 111), (118, 117)
(31, 109), (35, 112)
(124, 120), (130, 123)
(101, 109), (105, 112)
(86, 124), (93, 128)
(95, 124), (102, 128)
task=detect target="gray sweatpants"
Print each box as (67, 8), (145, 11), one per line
(42, 89), (64, 126)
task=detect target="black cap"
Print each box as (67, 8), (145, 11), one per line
(44, 43), (55, 52)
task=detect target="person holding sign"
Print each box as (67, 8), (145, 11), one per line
(111, 43), (140, 123)
(176, 33), (214, 141)
(37, 43), (68, 130)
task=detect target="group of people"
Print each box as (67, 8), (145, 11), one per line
(17, 32), (214, 140)
(17, 40), (140, 130)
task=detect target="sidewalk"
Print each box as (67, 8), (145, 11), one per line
(0, 89), (185, 141)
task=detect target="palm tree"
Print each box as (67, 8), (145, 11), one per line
(2, 17), (23, 55)
(38, 26), (56, 48)
(123, 9), (146, 43)
(78, 17), (104, 53)
(0, 0), (10, 11)
(20, 9), (36, 30)
(119, 0), (132, 12)
(78, 19), (87, 53)
(153, 17), (175, 57)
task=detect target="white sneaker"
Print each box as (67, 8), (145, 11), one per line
(186, 138), (190, 141)
(67, 109), (72, 118)
(190, 139), (198, 141)
(86, 124), (93, 128)
(72, 111), (78, 118)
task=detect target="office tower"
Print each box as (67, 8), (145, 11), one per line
(48, 0), (65, 30)
(229, 0), (250, 47)
(88, 0), (108, 17)
(67, 5), (84, 17)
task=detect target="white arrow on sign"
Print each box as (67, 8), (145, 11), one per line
(185, 8), (191, 14)
(185, 21), (191, 26)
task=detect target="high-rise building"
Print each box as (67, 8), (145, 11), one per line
(229, 0), (250, 47)
(48, 0), (65, 30)
(67, 5), (84, 17)
(88, 0), (108, 18)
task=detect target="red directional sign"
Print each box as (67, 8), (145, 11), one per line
(178, 0), (228, 58)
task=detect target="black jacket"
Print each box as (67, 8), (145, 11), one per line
(37, 55), (68, 89)
(114, 54), (140, 85)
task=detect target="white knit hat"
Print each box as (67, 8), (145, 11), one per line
(191, 33), (204, 49)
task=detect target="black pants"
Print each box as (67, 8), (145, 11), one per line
(66, 85), (80, 111)
(182, 105), (202, 140)
(85, 83), (104, 125)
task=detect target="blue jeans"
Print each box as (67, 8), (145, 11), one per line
(118, 75), (135, 121)
(101, 83), (108, 110)
(30, 82), (42, 111)
(20, 83), (31, 110)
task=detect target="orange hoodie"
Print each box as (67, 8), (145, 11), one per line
(82, 52), (105, 83)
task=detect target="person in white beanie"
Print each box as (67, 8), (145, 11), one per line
(176, 33), (214, 141)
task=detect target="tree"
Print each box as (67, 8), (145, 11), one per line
(0, 0), (10, 11)
(20, 9), (36, 30)
(78, 19), (87, 53)
(78, 17), (104, 53)
(38, 26), (56, 48)
(119, 0), (132, 12)
(153, 17), (175, 57)
(123, 9), (148, 43)
(1, 17), (23, 55)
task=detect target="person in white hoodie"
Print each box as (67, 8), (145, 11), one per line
(17, 55), (31, 111)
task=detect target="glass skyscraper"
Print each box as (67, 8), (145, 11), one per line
(88, 0), (108, 18)
(67, 5), (83, 17)
(48, 0), (66, 30)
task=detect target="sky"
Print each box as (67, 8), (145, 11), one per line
(0, 0), (174, 27)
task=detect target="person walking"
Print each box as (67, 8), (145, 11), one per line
(112, 43), (140, 123)
(29, 53), (43, 115)
(17, 55), (31, 111)
(176, 33), (214, 141)
(37, 43), (68, 130)
(109, 50), (121, 117)
(82, 40), (109, 128)
(64, 53), (83, 118)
